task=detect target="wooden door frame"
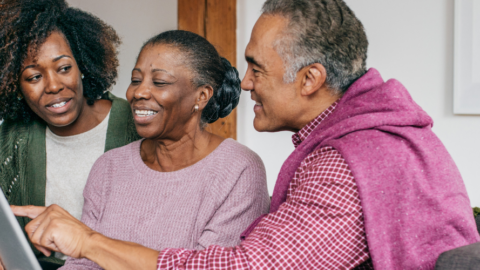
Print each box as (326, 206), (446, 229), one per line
(178, 0), (237, 140)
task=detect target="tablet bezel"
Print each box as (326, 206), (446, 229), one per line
(0, 188), (42, 270)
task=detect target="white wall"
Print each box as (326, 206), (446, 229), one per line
(236, 0), (480, 207)
(67, 0), (178, 98)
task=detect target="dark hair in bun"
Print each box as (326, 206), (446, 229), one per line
(141, 30), (241, 125)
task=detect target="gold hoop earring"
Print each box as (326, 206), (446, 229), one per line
(193, 104), (199, 113)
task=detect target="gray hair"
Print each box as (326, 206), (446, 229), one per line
(262, 0), (368, 94)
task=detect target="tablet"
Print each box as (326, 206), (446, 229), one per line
(0, 188), (42, 270)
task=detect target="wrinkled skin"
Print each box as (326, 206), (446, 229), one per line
(241, 14), (338, 133)
(126, 44), (224, 173)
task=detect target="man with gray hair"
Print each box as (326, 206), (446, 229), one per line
(12, 0), (480, 269)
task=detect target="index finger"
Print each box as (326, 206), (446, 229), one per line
(11, 205), (47, 219)
(0, 255), (5, 270)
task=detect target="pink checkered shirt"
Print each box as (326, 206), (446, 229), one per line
(157, 101), (373, 269)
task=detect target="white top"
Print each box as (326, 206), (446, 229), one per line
(45, 112), (110, 221)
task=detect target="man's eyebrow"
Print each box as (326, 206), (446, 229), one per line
(246, 56), (264, 69)
(53, 55), (71, 62)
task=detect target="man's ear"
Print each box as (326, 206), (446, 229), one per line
(197, 85), (214, 110)
(300, 63), (327, 97)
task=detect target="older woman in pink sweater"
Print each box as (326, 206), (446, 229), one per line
(61, 30), (269, 268)
(13, 30), (269, 269)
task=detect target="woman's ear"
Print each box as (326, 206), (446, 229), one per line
(300, 63), (327, 97)
(197, 85), (214, 110)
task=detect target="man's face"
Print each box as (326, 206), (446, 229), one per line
(241, 15), (300, 132)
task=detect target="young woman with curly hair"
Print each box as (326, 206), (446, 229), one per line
(0, 0), (139, 268)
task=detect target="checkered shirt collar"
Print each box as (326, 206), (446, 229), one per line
(292, 100), (339, 148)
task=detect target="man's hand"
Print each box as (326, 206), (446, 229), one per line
(11, 204), (95, 258)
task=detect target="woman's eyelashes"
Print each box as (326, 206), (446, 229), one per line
(130, 78), (142, 85)
(130, 77), (173, 87)
(24, 65), (72, 83)
(26, 74), (42, 82)
(59, 65), (72, 73)
(153, 80), (169, 87)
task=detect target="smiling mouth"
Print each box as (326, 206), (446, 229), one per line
(49, 101), (68, 108)
(134, 110), (158, 117)
(255, 102), (262, 106)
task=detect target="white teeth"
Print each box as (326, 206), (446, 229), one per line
(51, 101), (67, 108)
(135, 110), (158, 117)
(255, 102), (262, 106)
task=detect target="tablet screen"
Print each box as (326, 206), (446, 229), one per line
(0, 188), (42, 270)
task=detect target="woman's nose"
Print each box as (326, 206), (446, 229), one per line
(44, 73), (64, 94)
(134, 82), (152, 100)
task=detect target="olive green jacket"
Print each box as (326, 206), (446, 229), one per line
(0, 93), (140, 267)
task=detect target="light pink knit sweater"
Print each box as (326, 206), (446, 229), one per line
(61, 139), (270, 269)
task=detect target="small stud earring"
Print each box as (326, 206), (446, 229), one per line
(17, 93), (23, 101)
(81, 74), (85, 80)
(193, 104), (199, 113)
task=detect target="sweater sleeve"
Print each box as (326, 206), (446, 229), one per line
(59, 155), (110, 270)
(0, 120), (11, 197)
(196, 151), (270, 250)
(0, 120), (22, 201)
(156, 147), (370, 269)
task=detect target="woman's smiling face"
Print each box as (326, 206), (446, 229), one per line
(20, 31), (85, 128)
(126, 44), (198, 140)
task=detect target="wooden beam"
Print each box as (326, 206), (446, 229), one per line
(178, 0), (205, 36)
(204, 0), (237, 139)
(178, 0), (237, 140)
(205, 0), (236, 66)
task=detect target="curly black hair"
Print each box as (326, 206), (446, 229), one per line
(142, 30), (241, 125)
(0, 0), (121, 122)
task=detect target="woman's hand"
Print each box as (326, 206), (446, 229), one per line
(11, 205), (159, 269)
(10, 205), (46, 219)
(11, 204), (94, 258)
(0, 254), (6, 270)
